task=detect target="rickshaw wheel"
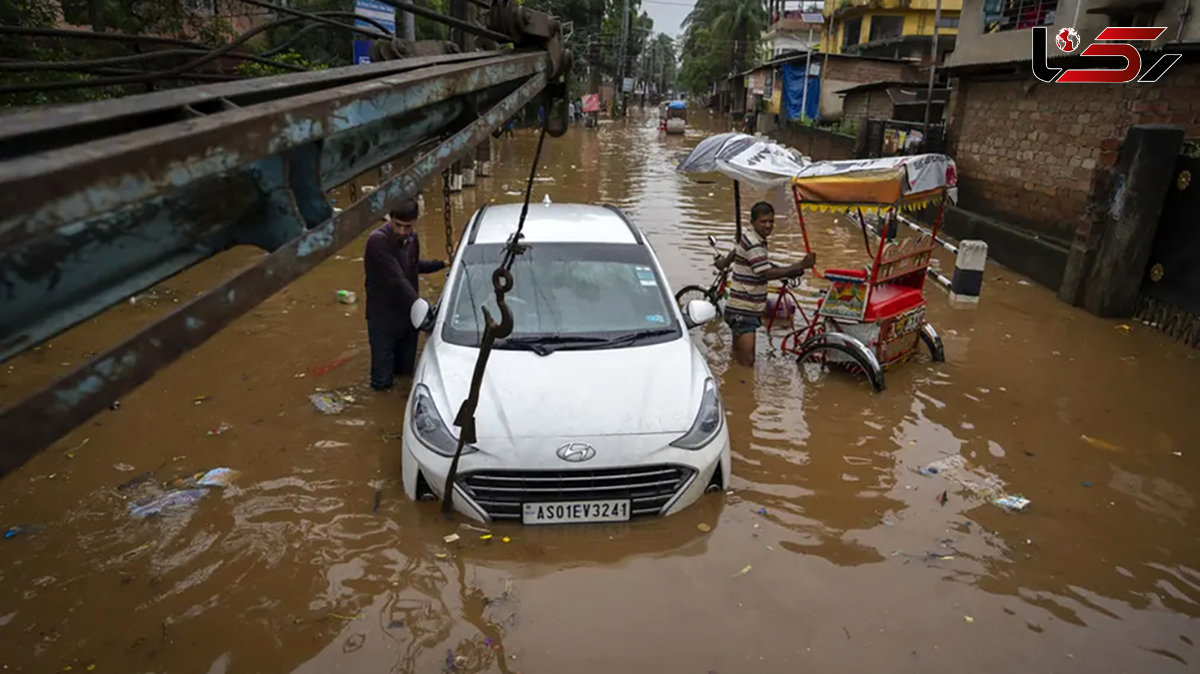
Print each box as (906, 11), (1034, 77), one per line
(918, 323), (946, 363)
(675, 285), (713, 312)
(795, 340), (885, 392)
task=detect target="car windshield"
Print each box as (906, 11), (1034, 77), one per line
(442, 242), (682, 351)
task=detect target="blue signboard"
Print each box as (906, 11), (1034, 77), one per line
(354, 0), (397, 65)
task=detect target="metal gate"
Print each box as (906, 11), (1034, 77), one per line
(1134, 147), (1200, 347)
(861, 119), (946, 159)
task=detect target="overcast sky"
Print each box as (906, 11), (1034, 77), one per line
(641, 0), (695, 39)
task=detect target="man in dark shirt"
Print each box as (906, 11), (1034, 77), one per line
(363, 198), (446, 390)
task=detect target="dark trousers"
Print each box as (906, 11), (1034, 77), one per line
(368, 322), (418, 390)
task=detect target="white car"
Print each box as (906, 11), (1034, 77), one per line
(402, 202), (731, 525)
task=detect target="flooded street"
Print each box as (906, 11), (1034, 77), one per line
(2, 109), (1200, 673)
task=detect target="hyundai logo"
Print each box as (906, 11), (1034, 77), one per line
(555, 442), (596, 462)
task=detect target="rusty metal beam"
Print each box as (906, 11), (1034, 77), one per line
(0, 71), (548, 477)
(0, 51), (548, 242)
(0, 50), (508, 161)
(0, 52), (551, 365)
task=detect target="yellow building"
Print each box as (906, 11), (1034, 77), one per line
(821, 0), (961, 65)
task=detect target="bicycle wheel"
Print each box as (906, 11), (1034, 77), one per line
(795, 335), (885, 392)
(675, 285), (712, 312)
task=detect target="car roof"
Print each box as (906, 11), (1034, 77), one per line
(469, 203), (641, 245)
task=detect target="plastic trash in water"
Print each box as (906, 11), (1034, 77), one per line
(195, 467), (239, 488)
(4, 524), (44, 539)
(992, 495), (1031, 512)
(170, 467), (239, 489)
(309, 392), (347, 415)
(129, 489), (208, 519)
(336, 290), (357, 305)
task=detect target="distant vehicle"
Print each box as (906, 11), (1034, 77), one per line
(402, 202), (731, 525)
(665, 100), (687, 134)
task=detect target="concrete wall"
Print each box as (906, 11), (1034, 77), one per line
(819, 55), (921, 121)
(773, 122), (857, 160)
(946, 63), (1200, 244)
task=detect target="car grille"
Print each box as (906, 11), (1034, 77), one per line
(459, 464), (697, 521)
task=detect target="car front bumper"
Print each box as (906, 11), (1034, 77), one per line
(401, 424), (732, 524)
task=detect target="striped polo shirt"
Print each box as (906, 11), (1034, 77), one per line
(725, 228), (772, 319)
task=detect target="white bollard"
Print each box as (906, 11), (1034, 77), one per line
(477, 160), (492, 177)
(950, 240), (988, 303)
(449, 173), (464, 193)
(416, 194), (425, 213)
(462, 167), (477, 187)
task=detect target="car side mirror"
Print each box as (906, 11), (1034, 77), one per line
(683, 299), (717, 328)
(707, 234), (717, 248)
(411, 298), (435, 332)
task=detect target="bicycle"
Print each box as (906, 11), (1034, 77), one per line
(674, 235), (807, 331)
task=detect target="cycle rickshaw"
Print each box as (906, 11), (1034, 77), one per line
(676, 133), (959, 392)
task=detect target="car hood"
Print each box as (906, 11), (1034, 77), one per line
(419, 338), (710, 440)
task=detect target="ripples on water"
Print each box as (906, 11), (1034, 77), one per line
(0, 109), (1198, 672)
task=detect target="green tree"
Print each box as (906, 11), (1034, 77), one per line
(679, 0), (766, 104)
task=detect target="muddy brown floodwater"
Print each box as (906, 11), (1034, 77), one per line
(2, 109), (1200, 674)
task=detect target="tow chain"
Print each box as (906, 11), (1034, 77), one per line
(443, 170), (454, 260)
(441, 115), (551, 516)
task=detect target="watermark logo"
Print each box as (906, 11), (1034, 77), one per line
(1055, 27), (1081, 53)
(1032, 26), (1183, 83)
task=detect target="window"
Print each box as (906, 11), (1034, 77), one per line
(443, 243), (681, 349)
(937, 16), (959, 28)
(869, 15), (905, 42)
(843, 18), (863, 48)
(984, 0), (1057, 33)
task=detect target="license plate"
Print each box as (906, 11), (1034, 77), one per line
(522, 500), (631, 525)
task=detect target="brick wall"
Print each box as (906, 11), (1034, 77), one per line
(842, 88), (896, 135)
(827, 57), (920, 84)
(773, 122), (856, 160)
(947, 63), (1200, 243)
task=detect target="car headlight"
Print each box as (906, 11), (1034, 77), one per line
(671, 378), (722, 449)
(410, 384), (477, 457)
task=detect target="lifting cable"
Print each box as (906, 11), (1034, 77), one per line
(441, 115), (550, 516)
(443, 170), (455, 260)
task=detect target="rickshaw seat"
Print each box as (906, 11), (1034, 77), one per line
(824, 267), (869, 280)
(864, 283), (924, 321)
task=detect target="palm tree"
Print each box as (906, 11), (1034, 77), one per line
(682, 0), (766, 112)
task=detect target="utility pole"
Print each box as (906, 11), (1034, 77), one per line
(403, 12), (415, 41)
(922, 0), (943, 141)
(616, 0), (629, 118)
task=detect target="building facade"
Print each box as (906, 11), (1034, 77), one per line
(821, 0), (962, 65)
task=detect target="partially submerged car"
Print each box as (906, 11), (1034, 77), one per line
(402, 202), (730, 524)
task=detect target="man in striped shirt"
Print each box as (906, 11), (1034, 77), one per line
(716, 201), (816, 366)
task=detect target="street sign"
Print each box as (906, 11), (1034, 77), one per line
(622, 77), (634, 93)
(353, 0), (397, 65)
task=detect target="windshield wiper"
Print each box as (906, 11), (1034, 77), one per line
(496, 334), (608, 356)
(597, 328), (677, 347)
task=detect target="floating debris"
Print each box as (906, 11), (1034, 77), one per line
(205, 423), (232, 436)
(443, 533), (461, 544)
(309, 392), (347, 415)
(697, 523), (712, 533)
(1080, 434), (1123, 452)
(992, 495), (1031, 512)
(113, 463), (136, 473)
(4, 525), (44, 539)
(310, 440), (350, 449)
(732, 565), (752, 577)
(336, 290), (358, 304)
(128, 489), (208, 519)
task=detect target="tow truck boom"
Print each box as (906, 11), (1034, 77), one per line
(0, 0), (571, 475)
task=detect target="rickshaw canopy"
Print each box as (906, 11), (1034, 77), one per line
(677, 132), (958, 213)
(667, 100), (687, 109)
(790, 155), (959, 213)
